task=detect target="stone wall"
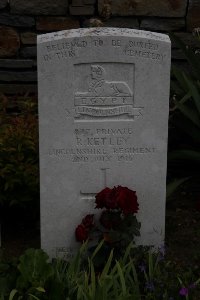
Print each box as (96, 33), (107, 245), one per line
(0, 0), (199, 94)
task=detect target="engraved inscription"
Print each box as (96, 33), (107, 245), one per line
(42, 39), (87, 61)
(123, 40), (164, 61)
(128, 40), (159, 51)
(41, 37), (166, 63)
(123, 49), (165, 61)
(76, 136), (130, 146)
(55, 247), (73, 259)
(112, 39), (121, 47)
(46, 40), (87, 52)
(48, 127), (156, 163)
(93, 39), (104, 46)
(49, 146), (156, 163)
(74, 106), (140, 118)
(43, 50), (75, 62)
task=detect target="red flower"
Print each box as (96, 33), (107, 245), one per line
(115, 186), (139, 215)
(82, 214), (94, 229)
(95, 187), (112, 208)
(75, 224), (88, 242)
(105, 187), (119, 209)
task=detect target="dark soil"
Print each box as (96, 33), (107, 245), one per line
(165, 190), (200, 266)
(1, 219), (40, 258)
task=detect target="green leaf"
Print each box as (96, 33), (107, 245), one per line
(170, 79), (185, 96)
(17, 249), (53, 288)
(67, 241), (87, 276)
(172, 67), (189, 93)
(167, 177), (189, 199)
(9, 290), (18, 300)
(194, 278), (200, 286)
(172, 114), (200, 143)
(35, 287), (45, 292)
(91, 239), (104, 260)
(169, 33), (200, 79)
(174, 99), (200, 128)
(122, 243), (134, 263)
(47, 279), (65, 300)
(148, 251), (154, 281)
(89, 260), (96, 298)
(4, 182), (9, 191)
(168, 150), (200, 161)
(183, 74), (200, 115)
(100, 249), (113, 279)
(28, 295), (41, 300)
(179, 91), (192, 105)
(116, 261), (126, 295)
(130, 263), (141, 300)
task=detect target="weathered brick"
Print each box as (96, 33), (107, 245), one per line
(71, 0), (95, 5)
(0, 0), (8, 9)
(98, 0), (187, 17)
(0, 83), (37, 94)
(10, 0), (68, 15)
(140, 18), (185, 32)
(83, 17), (139, 29)
(83, 0), (96, 4)
(84, 17), (139, 28)
(20, 32), (37, 45)
(72, 0), (84, 5)
(20, 47), (37, 58)
(83, 18), (104, 27)
(0, 59), (35, 68)
(70, 5), (95, 15)
(0, 26), (20, 58)
(103, 17), (139, 28)
(36, 17), (80, 31)
(0, 70), (37, 82)
(0, 13), (35, 27)
(187, 0), (200, 32)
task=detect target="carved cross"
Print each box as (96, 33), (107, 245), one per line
(80, 168), (110, 201)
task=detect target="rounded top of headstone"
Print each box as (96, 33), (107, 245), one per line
(37, 27), (170, 44)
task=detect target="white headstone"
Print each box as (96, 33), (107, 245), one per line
(37, 28), (171, 258)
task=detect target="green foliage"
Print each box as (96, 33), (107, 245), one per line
(167, 33), (200, 196)
(0, 254), (19, 298)
(166, 177), (189, 199)
(0, 95), (39, 209)
(0, 244), (199, 300)
(17, 249), (53, 290)
(0, 249), (52, 299)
